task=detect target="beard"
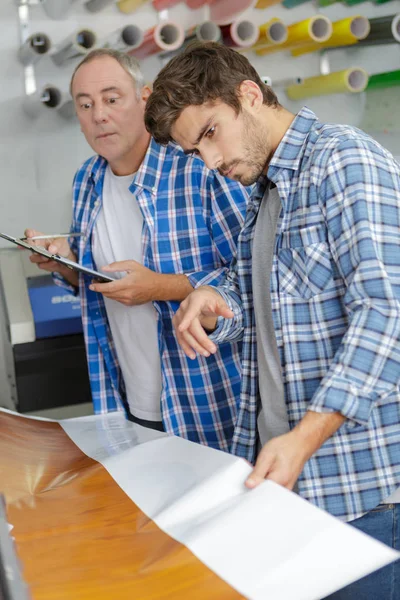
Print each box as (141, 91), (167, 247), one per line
(218, 110), (270, 187)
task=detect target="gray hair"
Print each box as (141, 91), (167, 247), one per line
(69, 48), (144, 98)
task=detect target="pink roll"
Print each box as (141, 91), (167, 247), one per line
(210, 0), (257, 26)
(151, 0), (180, 9)
(185, 0), (215, 8)
(128, 20), (185, 60)
(220, 18), (259, 48)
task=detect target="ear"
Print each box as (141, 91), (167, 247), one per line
(141, 85), (152, 103)
(238, 80), (263, 114)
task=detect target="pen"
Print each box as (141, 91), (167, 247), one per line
(20, 233), (85, 241)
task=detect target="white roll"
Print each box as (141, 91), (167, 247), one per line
(42, 0), (74, 20)
(22, 86), (62, 119)
(84, 0), (115, 12)
(18, 33), (51, 66)
(51, 29), (97, 66)
(102, 25), (144, 51)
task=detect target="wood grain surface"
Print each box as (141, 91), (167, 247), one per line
(0, 412), (243, 600)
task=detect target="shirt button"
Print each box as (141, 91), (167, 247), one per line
(152, 187), (156, 193)
(94, 200), (99, 206)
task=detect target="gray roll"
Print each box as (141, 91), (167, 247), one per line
(42, 0), (73, 20)
(84, 0), (115, 12)
(23, 86), (62, 119)
(18, 33), (51, 66)
(51, 29), (97, 66)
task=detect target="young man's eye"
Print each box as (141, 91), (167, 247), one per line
(206, 126), (215, 138)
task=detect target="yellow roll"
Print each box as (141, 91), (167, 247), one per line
(255, 15), (332, 56)
(255, 0), (281, 7)
(117, 0), (148, 13)
(292, 16), (370, 57)
(286, 67), (368, 100)
(251, 18), (288, 52)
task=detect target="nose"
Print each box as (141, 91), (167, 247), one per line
(198, 143), (222, 171)
(93, 103), (108, 124)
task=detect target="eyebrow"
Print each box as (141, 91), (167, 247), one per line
(75, 86), (121, 101)
(183, 116), (214, 155)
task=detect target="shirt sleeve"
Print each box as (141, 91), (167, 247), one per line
(308, 137), (400, 425)
(186, 171), (249, 288)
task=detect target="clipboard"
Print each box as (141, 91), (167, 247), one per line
(0, 232), (115, 284)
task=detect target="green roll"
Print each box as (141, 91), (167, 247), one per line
(317, 0), (338, 6)
(282, 0), (310, 6)
(367, 70), (400, 89)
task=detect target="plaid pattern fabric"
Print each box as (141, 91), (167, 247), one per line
(212, 107), (400, 520)
(54, 139), (249, 451)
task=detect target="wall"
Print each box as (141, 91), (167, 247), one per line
(0, 0), (399, 243)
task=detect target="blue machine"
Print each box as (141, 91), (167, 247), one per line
(27, 275), (83, 339)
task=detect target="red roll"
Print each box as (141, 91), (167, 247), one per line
(152, 0), (181, 9)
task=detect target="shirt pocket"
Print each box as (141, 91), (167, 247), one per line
(277, 227), (334, 299)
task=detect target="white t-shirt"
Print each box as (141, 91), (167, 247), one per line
(92, 165), (162, 421)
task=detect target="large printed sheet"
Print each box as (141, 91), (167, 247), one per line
(1, 408), (399, 600)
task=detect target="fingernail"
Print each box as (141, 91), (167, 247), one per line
(246, 477), (256, 487)
(89, 285), (94, 291)
(202, 352), (210, 357)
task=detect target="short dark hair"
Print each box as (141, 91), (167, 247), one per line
(145, 42), (280, 145)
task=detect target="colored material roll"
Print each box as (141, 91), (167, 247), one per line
(282, 0), (310, 7)
(102, 25), (144, 52)
(128, 21), (185, 60)
(185, 0), (215, 8)
(292, 16), (370, 57)
(117, 0), (148, 13)
(256, 18), (288, 49)
(51, 29), (97, 66)
(210, 0), (257, 27)
(42, 0), (73, 19)
(286, 67), (368, 100)
(152, 0), (180, 8)
(84, 0), (115, 11)
(255, 0), (280, 6)
(318, 0), (338, 6)
(221, 18), (259, 48)
(367, 69), (400, 90)
(22, 86), (62, 119)
(18, 33), (51, 66)
(357, 14), (400, 47)
(255, 15), (332, 55)
(185, 21), (221, 43)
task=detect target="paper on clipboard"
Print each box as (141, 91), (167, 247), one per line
(0, 232), (115, 283)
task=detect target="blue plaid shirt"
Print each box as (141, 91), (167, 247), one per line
(212, 107), (400, 520)
(54, 138), (249, 451)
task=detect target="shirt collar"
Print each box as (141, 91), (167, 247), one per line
(132, 138), (179, 194)
(267, 106), (318, 181)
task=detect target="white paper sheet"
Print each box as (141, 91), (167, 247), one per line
(58, 412), (400, 600)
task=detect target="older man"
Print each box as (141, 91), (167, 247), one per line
(26, 48), (249, 451)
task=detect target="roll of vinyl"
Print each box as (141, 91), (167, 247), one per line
(51, 29), (97, 66)
(254, 18), (288, 51)
(357, 14), (400, 47)
(117, 0), (148, 13)
(255, 15), (332, 55)
(42, 0), (74, 19)
(152, 0), (180, 8)
(221, 19), (259, 48)
(185, 0), (215, 8)
(255, 0), (280, 7)
(185, 21), (221, 43)
(272, 76), (303, 88)
(22, 85), (62, 119)
(367, 69), (400, 89)
(18, 33), (51, 66)
(282, 0), (310, 7)
(102, 25), (144, 51)
(128, 21), (185, 60)
(292, 16), (370, 56)
(84, 0), (115, 12)
(210, 0), (257, 27)
(286, 67), (368, 100)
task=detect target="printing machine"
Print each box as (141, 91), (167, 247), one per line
(0, 249), (91, 413)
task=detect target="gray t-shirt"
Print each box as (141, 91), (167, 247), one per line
(252, 184), (289, 447)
